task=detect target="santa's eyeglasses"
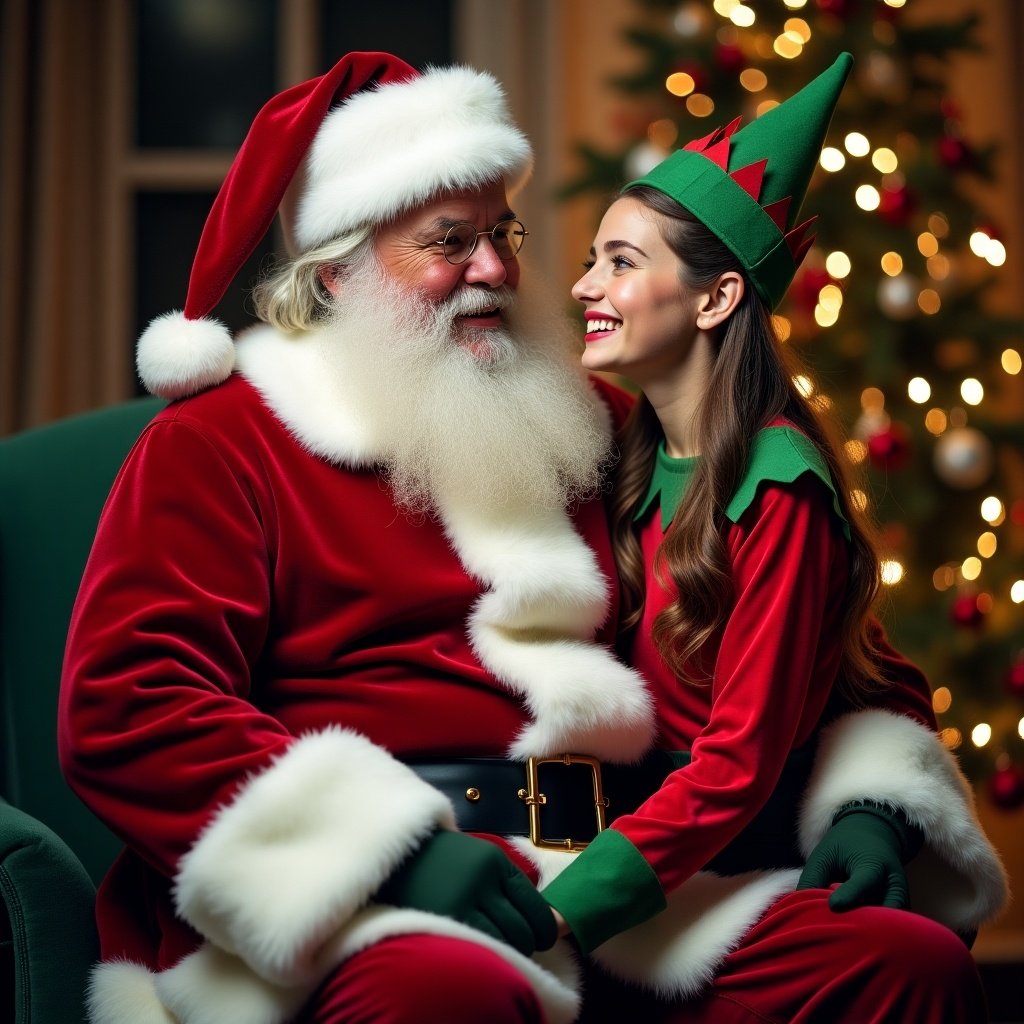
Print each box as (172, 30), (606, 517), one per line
(437, 219), (528, 265)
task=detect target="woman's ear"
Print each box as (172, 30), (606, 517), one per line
(318, 264), (343, 298)
(696, 271), (745, 330)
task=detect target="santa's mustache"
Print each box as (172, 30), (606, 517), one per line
(438, 284), (517, 320)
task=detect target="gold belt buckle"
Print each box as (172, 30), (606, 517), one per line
(520, 754), (609, 852)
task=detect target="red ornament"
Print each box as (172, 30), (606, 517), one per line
(877, 184), (917, 227)
(1006, 659), (1024, 698)
(792, 267), (833, 316)
(940, 97), (963, 120)
(988, 763), (1024, 810)
(867, 422), (911, 471)
(950, 593), (986, 630)
(714, 43), (745, 76)
(815, 0), (859, 17)
(938, 136), (974, 171)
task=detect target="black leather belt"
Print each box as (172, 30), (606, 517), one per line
(406, 746), (814, 873)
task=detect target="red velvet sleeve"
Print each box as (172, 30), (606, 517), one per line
(614, 473), (848, 893)
(58, 416), (293, 876)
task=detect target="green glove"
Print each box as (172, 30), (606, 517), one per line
(376, 830), (557, 956)
(796, 801), (924, 912)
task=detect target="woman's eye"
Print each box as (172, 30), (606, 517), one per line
(611, 255), (634, 270)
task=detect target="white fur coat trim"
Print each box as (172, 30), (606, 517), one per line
(87, 906), (581, 1024)
(800, 709), (1008, 931)
(511, 836), (800, 999)
(173, 727), (455, 985)
(236, 326), (656, 763)
(442, 500), (655, 762)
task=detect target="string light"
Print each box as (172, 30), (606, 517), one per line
(917, 232), (939, 257)
(820, 147), (846, 172)
(871, 148), (898, 173)
(924, 408), (947, 434)
(814, 304), (838, 327)
(666, 73), (696, 97)
(825, 251), (851, 277)
(1011, 580), (1024, 604)
(1002, 349), (1022, 374)
(819, 284), (843, 312)
(962, 556), (982, 581)
(907, 377), (931, 403)
(932, 565), (956, 591)
(960, 378), (984, 405)
(740, 68), (768, 92)
(932, 687), (952, 713)
(970, 229), (1007, 267)
(977, 532), (997, 558)
(880, 251), (903, 275)
(844, 439), (868, 463)
(971, 723), (992, 748)
(980, 497), (1004, 524)
(774, 33), (802, 58)
(856, 185), (880, 210)
(687, 94), (715, 117)
(861, 387), (885, 410)
(880, 560), (904, 585)
(844, 132), (870, 157)
(918, 288), (941, 314)
(940, 727), (962, 749)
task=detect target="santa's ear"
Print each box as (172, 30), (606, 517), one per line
(318, 264), (344, 297)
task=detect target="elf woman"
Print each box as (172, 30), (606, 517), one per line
(540, 53), (1004, 1022)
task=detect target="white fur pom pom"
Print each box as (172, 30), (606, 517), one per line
(136, 311), (235, 399)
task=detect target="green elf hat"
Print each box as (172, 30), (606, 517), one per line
(627, 52), (853, 310)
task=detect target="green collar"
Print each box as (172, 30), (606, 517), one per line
(634, 426), (851, 539)
(635, 443), (699, 530)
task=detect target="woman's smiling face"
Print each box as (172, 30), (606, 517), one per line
(572, 196), (702, 385)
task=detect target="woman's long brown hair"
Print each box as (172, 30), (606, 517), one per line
(611, 186), (887, 702)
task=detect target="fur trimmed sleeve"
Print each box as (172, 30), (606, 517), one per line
(799, 710), (1009, 932)
(173, 727), (456, 985)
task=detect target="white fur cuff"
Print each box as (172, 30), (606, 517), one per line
(174, 727), (456, 985)
(800, 710), (1009, 931)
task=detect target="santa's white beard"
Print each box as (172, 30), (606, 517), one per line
(316, 259), (613, 518)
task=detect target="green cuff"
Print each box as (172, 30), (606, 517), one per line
(832, 800), (925, 861)
(541, 827), (666, 952)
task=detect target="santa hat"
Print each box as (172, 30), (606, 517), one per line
(627, 52), (853, 310)
(137, 51), (534, 399)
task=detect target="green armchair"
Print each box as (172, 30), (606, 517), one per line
(0, 397), (163, 1023)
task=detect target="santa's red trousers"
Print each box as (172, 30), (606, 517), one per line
(296, 888), (987, 1023)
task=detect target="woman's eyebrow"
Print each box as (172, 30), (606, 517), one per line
(603, 239), (649, 257)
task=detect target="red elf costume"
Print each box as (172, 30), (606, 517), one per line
(58, 51), (1006, 1024)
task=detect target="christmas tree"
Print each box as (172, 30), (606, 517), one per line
(562, 0), (1024, 806)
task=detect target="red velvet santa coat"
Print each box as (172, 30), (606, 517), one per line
(60, 325), (1007, 1024)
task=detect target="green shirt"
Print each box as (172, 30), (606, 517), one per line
(635, 424), (850, 539)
